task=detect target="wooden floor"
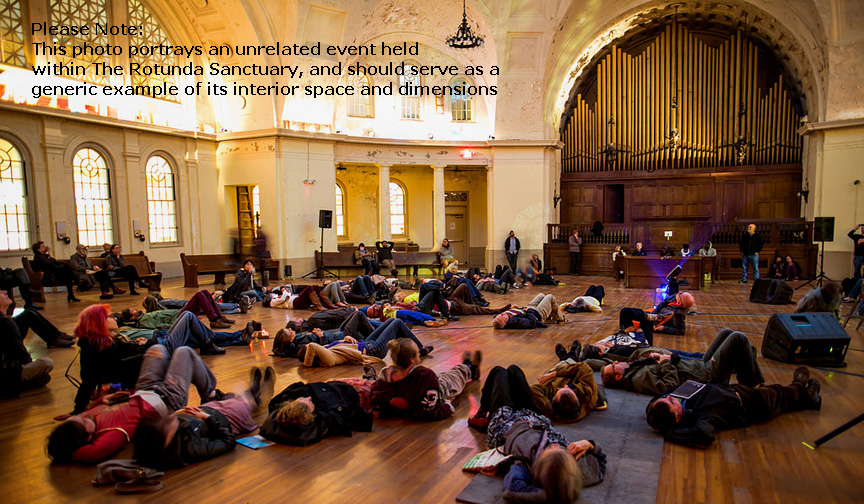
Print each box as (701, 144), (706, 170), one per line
(2, 275), (863, 503)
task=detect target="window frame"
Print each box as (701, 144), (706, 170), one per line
(0, 134), (33, 253)
(450, 77), (474, 122)
(388, 179), (407, 237)
(71, 144), (115, 248)
(399, 61), (422, 120)
(144, 152), (181, 246)
(347, 70), (374, 118)
(335, 180), (347, 238)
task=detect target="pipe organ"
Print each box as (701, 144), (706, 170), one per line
(560, 22), (803, 173)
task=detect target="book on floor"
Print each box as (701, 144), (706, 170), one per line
(462, 448), (512, 474)
(237, 435), (275, 450)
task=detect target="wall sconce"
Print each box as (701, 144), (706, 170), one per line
(133, 220), (146, 242)
(55, 221), (71, 244)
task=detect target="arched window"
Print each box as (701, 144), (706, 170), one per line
(450, 78), (473, 121)
(399, 62), (421, 119)
(0, 0), (27, 67)
(389, 181), (406, 236)
(145, 155), (178, 243)
(252, 185), (261, 236)
(0, 137), (30, 250)
(128, 0), (180, 102)
(50, 0), (109, 85)
(347, 70), (373, 117)
(335, 182), (346, 237)
(73, 147), (113, 246)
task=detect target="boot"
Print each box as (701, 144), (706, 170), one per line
(318, 291), (338, 309)
(100, 292), (114, 300)
(248, 367), (263, 405)
(112, 286), (126, 295)
(219, 315), (236, 324)
(210, 318), (232, 329)
(555, 343), (568, 362)
(308, 290), (326, 311)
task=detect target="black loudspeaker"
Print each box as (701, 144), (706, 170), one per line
(814, 216), (835, 242)
(749, 279), (794, 304)
(318, 209), (333, 229)
(761, 313), (849, 366)
(283, 265), (292, 277)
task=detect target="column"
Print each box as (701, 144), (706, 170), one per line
(378, 164), (392, 240)
(433, 165), (446, 249)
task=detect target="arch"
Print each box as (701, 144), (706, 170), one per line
(72, 145), (114, 247)
(399, 60), (422, 120)
(347, 70), (374, 118)
(145, 153), (179, 243)
(450, 76), (473, 122)
(335, 181), (347, 237)
(389, 179), (407, 236)
(0, 134), (32, 250)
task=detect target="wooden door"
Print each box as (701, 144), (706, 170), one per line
(445, 212), (467, 264)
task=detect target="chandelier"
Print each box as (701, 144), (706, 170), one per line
(447, 0), (484, 49)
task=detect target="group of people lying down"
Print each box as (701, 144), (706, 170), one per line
(43, 278), (823, 504)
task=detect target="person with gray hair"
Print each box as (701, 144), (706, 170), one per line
(69, 244), (113, 299)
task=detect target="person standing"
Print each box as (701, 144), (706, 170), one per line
(739, 223), (763, 283)
(568, 230), (582, 275)
(504, 230), (521, 272)
(848, 224), (864, 279)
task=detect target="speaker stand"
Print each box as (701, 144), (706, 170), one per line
(301, 227), (340, 279)
(814, 412), (864, 447)
(796, 238), (831, 290)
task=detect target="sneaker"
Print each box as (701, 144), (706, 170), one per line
(446, 315), (460, 321)
(555, 343), (568, 362)
(738, 280), (747, 284)
(568, 340), (583, 360)
(219, 315), (236, 324)
(419, 345), (434, 357)
(239, 295), (252, 314)
(805, 379), (822, 410)
(524, 282), (532, 286)
(793, 366), (810, 384)
(210, 319), (233, 329)
(468, 414), (488, 432)
(112, 287), (126, 295)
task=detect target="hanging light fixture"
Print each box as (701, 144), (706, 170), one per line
(447, 0), (484, 49)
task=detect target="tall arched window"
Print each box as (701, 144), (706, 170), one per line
(389, 181), (406, 236)
(0, 137), (30, 250)
(73, 147), (113, 246)
(335, 182), (346, 237)
(145, 155), (178, 243)
(399, 62), (421, 119)
(450, 78), (473, 121)
(0, 0), (27, 67)
(252, 185), (261, 236)
(347, 70), (373, 117)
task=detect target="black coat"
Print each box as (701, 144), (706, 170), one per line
(172, 409), (236, 466)
(656, 383), (748, 448)
(260, 381), (373, 446)
(73, 338), (146, 413)
(0, 315), (27, 398)
(739, 232), (763, 255)
(504, 236), (521, 254)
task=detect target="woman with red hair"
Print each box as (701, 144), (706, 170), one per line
(72, 304), (148, 414)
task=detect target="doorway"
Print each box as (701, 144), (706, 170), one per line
(236, 185), (260, 256)
(445, 211), (467, 265)
(603, 184), (625, 223)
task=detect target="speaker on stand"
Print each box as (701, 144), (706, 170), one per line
(797, 216), (833, 291)
(301, 210), (339, 279)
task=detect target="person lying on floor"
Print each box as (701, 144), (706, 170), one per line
(285, 306), (358, 333)
(442, 272), (489, 306)
(362, 302), (448, 327)
(396, 283), (510, 316)
(492, 293), (563, 329)
(532, 348), (599, 422)
(122, 289), (236, 329)
(369, 338), (481, 421)
(561, 285), (605, 313)
(601, 329), (765, 396)
(618, 291), (694, 345)
(578, 330), (704, 364)
(383, 280), (460, 321)
(264, 284), (343, 311)
(142, 291), (241, 316)
(646, 366), (822, 448)
(132, 364), (275, 469)
(0, 291), (61, 397)
(272, 309), (386, 358)
(47, 344), (240, 464)
(469, 364), (606, 503)
(298, 318), (434, 367)
(117, 311), (260, 354)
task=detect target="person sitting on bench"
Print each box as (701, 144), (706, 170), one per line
(646, 366), (822, 448)
(600, 329), (764, 395)
(31, 241), (80, 302)
(69, 244), (114, 298)
(104, 244), (141, 296)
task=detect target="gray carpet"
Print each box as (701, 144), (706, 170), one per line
(457, 375), (663, 504)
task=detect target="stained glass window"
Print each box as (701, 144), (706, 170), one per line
(389, 181), (406, 236)
(0, 137), (29, 250)
(73, 147), (113, 246)
(145, 155), (178, 243)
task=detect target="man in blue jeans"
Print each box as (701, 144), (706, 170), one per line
(118, 311), (255, 355)
(739, 223), (763, 283)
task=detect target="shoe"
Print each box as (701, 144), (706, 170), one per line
(219, 315), (236, 324)
(251, 320), (263, 332)
(199, 341), (226, 355)
(461, 351), (472, 366)
(262, 366), (276, 405)
(793, 366), (810, 384)
(48, 336), (76, 348)
(512, 284), (521, 289)
(67, 296), (81, 303)
(239, 295), (252, 314)
(805, 379), (822, 410)
(240, 322), (255, 344)
(249, 367), (263, 405)
(419, 345), (434, 357)
(99, 292), (114, 299)
(524, 282), (532, 286)
(738, 280), (747, 284)
(362, 364), (379, 381)
(568, 340), (582, 360)
(423, 319), (447, 328)
(202, 389), (234, 403)
(555, 343), (568, 362)
(468, 414), (488, 432)
(470, 351), (482, 380)
(210, 319), (232, 329)
(112, 287), (126, 295)
(129, 290), (140, 296)
(842, 297), (855, 303)
(446, 315), (460, 321)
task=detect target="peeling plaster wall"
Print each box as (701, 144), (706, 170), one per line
(337, 165), (381, 247)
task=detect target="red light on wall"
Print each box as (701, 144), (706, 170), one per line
(460, 149), (473, 160)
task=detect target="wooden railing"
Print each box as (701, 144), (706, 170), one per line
(547, 223), (631, 245)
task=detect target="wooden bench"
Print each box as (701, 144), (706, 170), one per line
(391, 251), (442, 277)
(22, 252), (162, 303)
(315, 250), (370, 278)
(180, 252), (279, 288)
